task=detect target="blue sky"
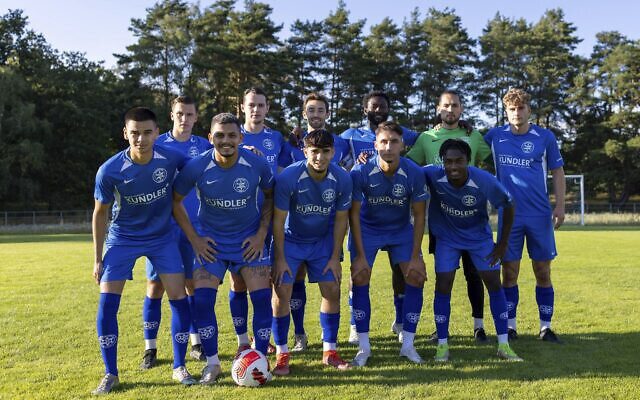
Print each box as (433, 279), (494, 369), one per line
(5, 0), (639, 67)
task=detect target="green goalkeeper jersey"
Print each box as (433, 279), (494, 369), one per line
(406, 127), (491, 166)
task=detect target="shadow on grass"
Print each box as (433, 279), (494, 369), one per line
(0, 233), (92, 243)
(260, 331), (640, 387)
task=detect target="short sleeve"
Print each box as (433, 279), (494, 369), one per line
(406, 134), (426, 165)
(259, 158), (275, 190)
(94, 165), (115, 204)
(409, 164), (429, 203)
(485, 173), (513, 210)
(350, 165), (365, 203)
(336, 172), (353, 211)
(174, 158), (201, 197)
(545, 133), (564, 170)
(473, 131), (492, 162)
(274, 171), (294, 211)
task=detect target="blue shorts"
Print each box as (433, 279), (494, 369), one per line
(146, 229), (194, 281)
(434, 238), (499, 273)
(282, 236), (336, 285)
(101, 239), (183, 282)
(498, 214), (557, 262)
(196, 241), (271, 281)
(348, 225), (414, 267)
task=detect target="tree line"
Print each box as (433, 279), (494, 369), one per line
(1, 1), (638, 210)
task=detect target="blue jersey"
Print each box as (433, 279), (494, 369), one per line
(156, 131), (212, 223)
(484, 124), (564, 217)
(280, 130), (351, 168)
(424, 165), (513, 246)
(240, 126), (287, 174)
(173, 148), (274, 245)
(351, 156), (428, 234)
(275, 161), (352, 244)
(340, 125), (418, 164)
(94, 145), (187, 245)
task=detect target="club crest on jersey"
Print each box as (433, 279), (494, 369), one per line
(188, 146), (200, 158)
(462, 195), (477, 207)
(152, 168), (168, 183)
(233, 177), (249, 193)
(521, 141), (535, 154)
(322, 188), (336, 203)
(392, 184), (406, 197)
(262, 138), (274, 150)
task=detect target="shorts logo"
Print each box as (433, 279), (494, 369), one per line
(322, 189), (336, 203)
(174, 332), (189, 344)
(353, 309), (366, 321)
(506, 302), (515, 312)
(499, 311), (509, 320)
(262, 139), (274, 151)
(434, 314), (448, 324)
(521, 141), (534, 154)
(153, 168), (168, 183)
(406, 313), (420, 324)
(462, 195), (477, 207)
(289, 299), (303, 310)
(198, 325), (216, 340)
(392, 184), (406, 197)
(539, 305), (553, 315)
(232, 317), (246, 327)
(256, 328), (271, 341)
(143, 321), (159, 330)
(188, 146), (200, 158)
(98, 334), (118, 349)
(233, 178), (249, 193)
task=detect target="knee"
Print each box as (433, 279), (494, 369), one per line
(351, 267), (371, 286)
(533, 263), (552, 286)
(406, 274), (425, 288)
(147, 280), (165, 298)
(185, 279), (195, 296)
(502, 264), (519, 286)
(321, 283), (341, 302)
(230, 275), (247, 292)
(435, 276), (453, 294)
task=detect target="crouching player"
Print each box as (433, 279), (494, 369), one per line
(171, 113), (274, 384)
(349, 121), (428, 367)
(271, 129), (352, 375)
(92, 107), (195, 394)
(424, 139), (522, 362)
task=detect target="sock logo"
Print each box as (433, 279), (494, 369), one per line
(353, 309), (366, 321)
(434, 314), (448, 324)
(405, 313), (420, 324)
(98, 334), (118, 349)
(499, 311), (509, 320)
(232, 317), (246, 327)
(174, 332), (189, 344)
(539, 305), (553, 315)
(143, 321), (159, 330)
(198, 325), (216, 340)
(256, 328), (272, 341)
(289, 299), (303, 310)
(506, 302), (515, 311)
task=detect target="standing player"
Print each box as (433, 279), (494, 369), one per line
(141, 96), (212, 369)
(92, 107), (195, 394)
(229, 87), (287, 354)
(484, 88), (565, 343)
(171, 113), (274, 384)
(406, 89), (492, 342)
(424, 138), (522, 362)
(271, 129), (352, 375)
(349, 121), (428, 367)
(340, 90), (419, 343)
(280, 92), (351, 352)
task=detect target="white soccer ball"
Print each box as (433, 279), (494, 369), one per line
(231, 349), (272, 387)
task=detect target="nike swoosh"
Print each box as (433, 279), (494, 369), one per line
(499, 139), (509, 143)
(369, 183), (381, 188)
(207, 180), (219, 185)
(298, 188), (310, 193)
(436, 191), (446, 195)
(123, 179), (134, 184)
(431, 139), (440, 142)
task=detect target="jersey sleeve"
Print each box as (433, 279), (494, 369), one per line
(278, 141), (294, 168)
(545, 133), (564, 170)
(350, 165), (365, 202)
(173, 158), (201, 197)
(472, 131), (492, 162)
(406, 134), (426, 165)
(483, 129), (495, 147)
(259, 158), (275, 190)
(94, 165), (115, 204)
(484, 173), (513, 210)
(274, 171), (294, 211)
(409, 164), (429, 203)
(402, 127), (419, 147)
(336, 172), (353, 211)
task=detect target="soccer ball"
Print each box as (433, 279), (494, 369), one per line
(231, 349), (272, 387)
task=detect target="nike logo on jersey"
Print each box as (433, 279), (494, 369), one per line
(431, 139), (440, 142)
(123, 179), (134, 184)
(369, 183), (381, 188)
(436, 190), (446, 195)
(207, 179), (220, 185)
(298, 188), (310, 194)
(499, 139), (509, 143)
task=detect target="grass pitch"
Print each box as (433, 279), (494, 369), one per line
(1, 230), (639, 399)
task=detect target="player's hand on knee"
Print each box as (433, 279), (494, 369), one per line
(241, 234), (265, 262)
(405, 257), (427, 284)
(350, 255), (370, 283)
(93, 261), (103, 284)
(192, 236), (217, 265)
(322, 257), (342, 284)
(486, 242), (507, 267)
(272, 258), (292, 287)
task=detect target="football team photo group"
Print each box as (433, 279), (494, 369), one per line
(90, 86), (566, 394)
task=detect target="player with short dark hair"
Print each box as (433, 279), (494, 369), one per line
(271, 129), (352, 375)
(92, 107), (196, 394)
(349, 121), (428, 366)
(484, 88), (565, 343)
(425, 138), (522, 362)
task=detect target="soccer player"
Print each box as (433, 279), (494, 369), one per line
(349, 121), (428, 367)
(229, 87), (286, 354)
(340, 90), (419, 343)
(280, 92), (351, 352)
(406, 89), (492, 342)
(171, 113), (274, 384)
(92, 107), (195, 395)
(271, 129), (352, 375)
(484, 88), (565, 343)
(424, 138), (522, 362)
(141, 96), (212, 369)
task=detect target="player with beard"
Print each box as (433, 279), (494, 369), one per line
(406, 90), (492, 343)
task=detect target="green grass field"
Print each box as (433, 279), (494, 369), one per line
(1, 230), (639, 399)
